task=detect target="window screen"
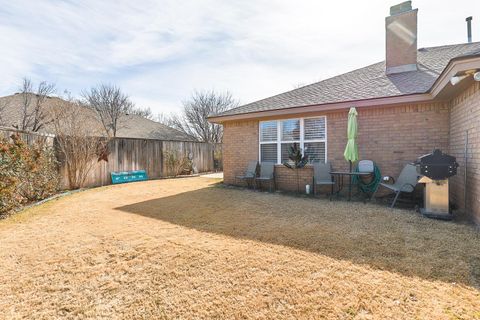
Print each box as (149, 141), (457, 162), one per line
(260, 144), (277, 163)
(304, 142), (326, 163)
(304, 117), (326, 140)
(260, 121), (277, 142)
(281, 143), (293, 163)
(259, 116), (327, 164)
(281, 119), (300, 141)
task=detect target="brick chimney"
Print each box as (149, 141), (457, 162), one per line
(385, 1), (418, 74)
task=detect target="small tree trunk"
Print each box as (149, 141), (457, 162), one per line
(296, 169), (300, 193)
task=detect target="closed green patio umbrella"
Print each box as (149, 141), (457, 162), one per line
(344, 107), (358, 200)
(344, 107), (358, 163)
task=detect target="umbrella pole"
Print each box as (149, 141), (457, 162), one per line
(349, 161), (352, 201)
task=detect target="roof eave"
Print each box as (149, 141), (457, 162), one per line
(208, 93), (431, 123)
(209, 54), (480, 124)
(429, 54), (480, 96)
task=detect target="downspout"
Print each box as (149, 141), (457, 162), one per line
(464, 130), (468, 215)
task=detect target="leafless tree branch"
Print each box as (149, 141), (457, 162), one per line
(17, 77), (56, 132)
(82, 84), (134, 137)
(159, 90), (237, 143)
(130, 106), (154, 120)
(0, 99), (7, 127)
(50, 98), (109, 189)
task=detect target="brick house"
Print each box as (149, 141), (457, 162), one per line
(209, 2), (480, 224)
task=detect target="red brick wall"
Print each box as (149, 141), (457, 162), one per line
(355, 103), (450, 177)
(221, 90), (480, 224)
(223, 102), (450, 194)
(223, 120), (258, 185)
(449, 82), (480, 224)
(274, 166), (314, 192)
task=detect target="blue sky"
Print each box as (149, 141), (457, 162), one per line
(0, 0), (479, 114)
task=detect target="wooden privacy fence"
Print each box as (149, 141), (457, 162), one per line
(59, 138), (219, 188)
(0, 127), (220, 189)
(0, 126), (55, 147)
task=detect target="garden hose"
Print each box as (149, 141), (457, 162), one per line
(352, 163), (382, 195)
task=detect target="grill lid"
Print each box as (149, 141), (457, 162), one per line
(415, 149), (458, 180)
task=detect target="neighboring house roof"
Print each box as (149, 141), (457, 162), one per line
(117, 113), (194, 141)
(0, 93), (194, 141)
(214, 42), (480, 118)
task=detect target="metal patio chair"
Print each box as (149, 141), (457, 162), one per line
(235, 160), (258, 188)
(355, 159), (380, 200)
(312, 162), (335, 198)
(373, 163), (420, 208)
(358, 160), (374, 173)
(255, 162), (275, 192)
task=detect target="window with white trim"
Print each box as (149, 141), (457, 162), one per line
(259, 121), (278, 163)
(259, 116), (327, 164)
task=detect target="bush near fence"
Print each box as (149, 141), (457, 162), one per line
(1, 127), (221, 190)
(0, 133), (59, 217)
(59, 138), (219, 188)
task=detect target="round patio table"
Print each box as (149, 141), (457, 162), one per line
(330, 171), (372, 201)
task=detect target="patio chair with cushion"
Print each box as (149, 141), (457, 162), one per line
(255, 162), (275, 192)
(235, 160), (258, 188)
(373, 163), (420, 208)
(312, 162), (335, 198)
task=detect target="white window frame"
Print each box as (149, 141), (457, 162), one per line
(259, 116), (327, 164)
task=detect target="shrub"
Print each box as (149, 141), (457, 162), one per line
(164, 150), (192, 177)
(0, 134), (59, 217)
(50, 99), (109, 189)
(213, 146), (223, 170)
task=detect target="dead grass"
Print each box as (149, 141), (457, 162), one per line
(0, 177), (478, 319)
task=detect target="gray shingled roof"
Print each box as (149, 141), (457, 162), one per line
(0, 93), (194, 141)
(217, 42), (480, 117)
(117, 113), (194, 141)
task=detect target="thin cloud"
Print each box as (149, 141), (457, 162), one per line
(0, 0), (478, 113)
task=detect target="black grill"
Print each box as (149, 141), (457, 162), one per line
(415, 149), (458, 180)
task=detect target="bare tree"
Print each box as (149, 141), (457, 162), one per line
(17, 78), (56, 132)
(292, 78), (322, 89)
(82, 84), (134, 137)
(292, 82), (308, 89)
(18, 78), (33, 130)
(0, 99), (7, 126)
(160, 90), (238, 143)
(130, 106), (154, 120)
(157, 112), (194, 138)
(154, 113), (175, 126)
(51, 98), (108, 189)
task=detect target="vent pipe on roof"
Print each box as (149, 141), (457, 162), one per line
(466, 16), (473, 43)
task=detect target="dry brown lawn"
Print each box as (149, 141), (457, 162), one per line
(0, 177), (479, 319)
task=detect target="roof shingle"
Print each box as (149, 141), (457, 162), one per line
(217, 42), (480, 117)
(0, 93), (194, 141)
